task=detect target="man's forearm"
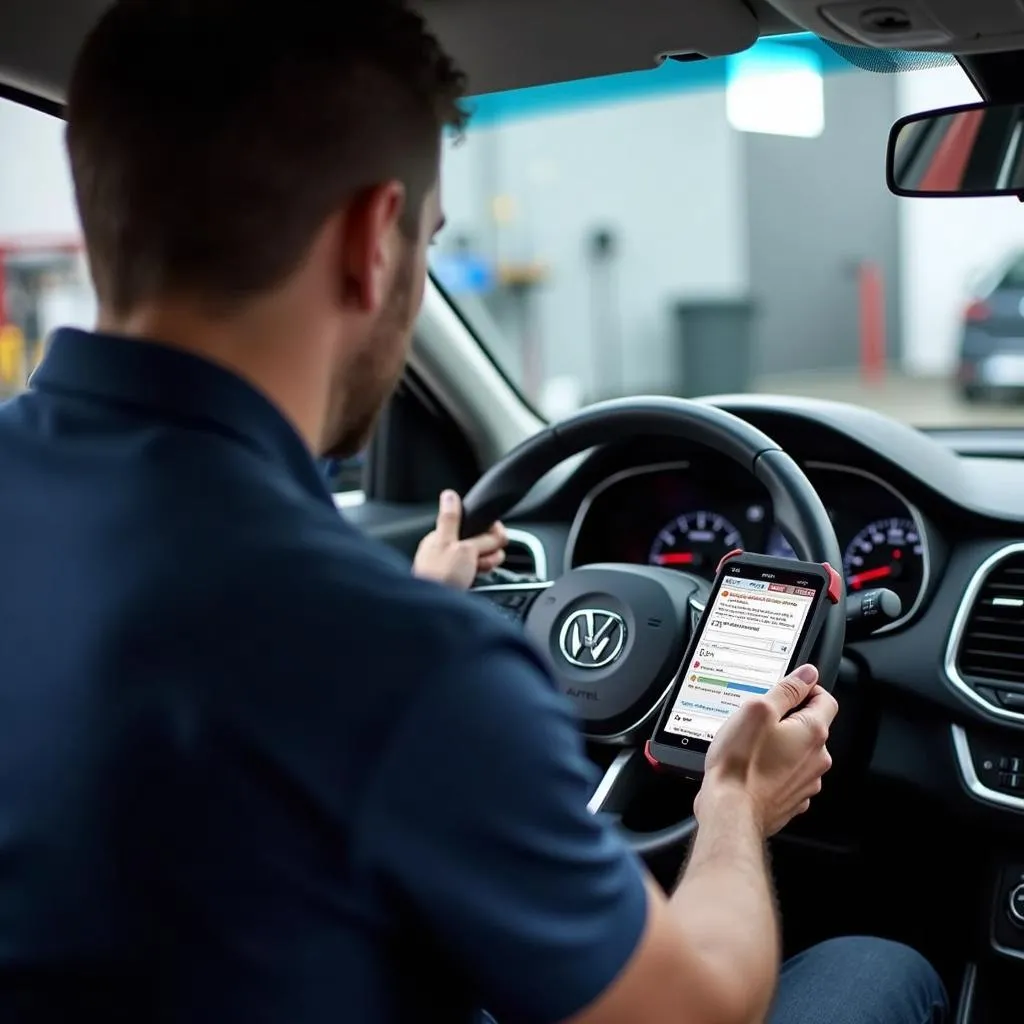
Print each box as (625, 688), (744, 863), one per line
(668, 787), (779, 1022)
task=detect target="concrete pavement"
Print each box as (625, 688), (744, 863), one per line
(754, 370), (1024, 428)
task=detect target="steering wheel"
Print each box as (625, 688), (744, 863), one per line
(461, 396), (846, 855)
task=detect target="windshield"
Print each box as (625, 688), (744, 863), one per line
(431, 36), (1024, 428)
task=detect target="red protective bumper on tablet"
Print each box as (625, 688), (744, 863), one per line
(644, 739), (662, 770)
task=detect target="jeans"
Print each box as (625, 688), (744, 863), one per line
(480, 935), (948, 1024)
(770, 937), (947, 1024)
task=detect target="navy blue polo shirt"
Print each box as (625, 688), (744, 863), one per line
(0, 328), (647, 1023)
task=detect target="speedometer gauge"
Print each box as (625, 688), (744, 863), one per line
(843, 517), (924, 599)
(649, 511), (745, 578)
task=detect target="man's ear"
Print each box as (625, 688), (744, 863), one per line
(339, 180), (407, 313)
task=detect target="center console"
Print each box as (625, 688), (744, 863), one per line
(956, 959), (1023, 1024)
(947, 842), (1024, 1022)
(951, 869), (1024, 1023)
(949, 725), (1024, 1022)
(991, 864), (1024, 963)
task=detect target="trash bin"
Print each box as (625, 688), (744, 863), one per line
(672, 298), (756, 397)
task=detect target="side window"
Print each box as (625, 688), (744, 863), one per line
(0, 97), (95, 399)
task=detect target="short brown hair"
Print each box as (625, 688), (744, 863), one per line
(66, 0), (467, 314)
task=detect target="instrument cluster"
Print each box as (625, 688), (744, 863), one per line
(566, 460), (928, 625)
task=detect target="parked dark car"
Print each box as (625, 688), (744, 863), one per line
(958, 252), (1024, 401)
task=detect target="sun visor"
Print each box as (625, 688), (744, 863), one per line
(766, 0), (1024, 54)
(0, 0), (109, 106)
(413, 0), (759, 96)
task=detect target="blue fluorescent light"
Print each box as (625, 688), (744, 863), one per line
(726, 41), (825, 139)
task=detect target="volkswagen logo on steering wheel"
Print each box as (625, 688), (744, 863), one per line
(558, 609), (626, 669)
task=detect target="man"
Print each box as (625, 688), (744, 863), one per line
(0, 1), (946, 1022)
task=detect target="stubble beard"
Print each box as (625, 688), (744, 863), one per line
(321, 248), (416, 460)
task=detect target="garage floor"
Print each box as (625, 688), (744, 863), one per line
(755, 370), (1024, 428)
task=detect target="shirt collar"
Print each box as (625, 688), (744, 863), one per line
(33, 327), (335, 506)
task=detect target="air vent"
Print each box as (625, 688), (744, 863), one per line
(958, 552), (1024, 686)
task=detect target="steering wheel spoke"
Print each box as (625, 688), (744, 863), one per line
(588, 750), (641, 816)
(588, 748), (698, 855)
(470, 579), (553, 625)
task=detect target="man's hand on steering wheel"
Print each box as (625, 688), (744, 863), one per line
(696, 664), (838, 838)
(413, 490), (508, 590)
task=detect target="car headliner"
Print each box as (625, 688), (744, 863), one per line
(1, 0), (1019, 113)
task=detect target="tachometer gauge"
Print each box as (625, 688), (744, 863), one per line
(843, 517), (924, 596)
(649, 511), (745, 577)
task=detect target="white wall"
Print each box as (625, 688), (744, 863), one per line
(896, 67), (1024, 374)
(0, 98), (79, 236)
(442, 89), (746, 397)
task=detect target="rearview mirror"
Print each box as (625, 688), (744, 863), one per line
(887, 101), (1024, 199)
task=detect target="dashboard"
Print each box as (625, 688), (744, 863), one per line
(450, 396), (1024, 974)
(489, 396), (1024, 847)
(566, 459), (928, 628)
